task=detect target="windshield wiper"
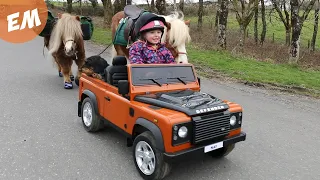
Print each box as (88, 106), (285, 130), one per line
(139, 78), (162, 87)
(167, 76), (187, 85)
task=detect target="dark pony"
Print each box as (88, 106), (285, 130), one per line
(44, 13), (85, 89)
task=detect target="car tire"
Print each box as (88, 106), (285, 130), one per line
(133, 131), (171, 180)
(209, 144), (235, 158)
(81, 97), (102, 132)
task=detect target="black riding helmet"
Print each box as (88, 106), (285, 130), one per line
(133, 12), (167, 39)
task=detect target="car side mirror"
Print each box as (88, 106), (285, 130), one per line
(118, 80), (129, 96)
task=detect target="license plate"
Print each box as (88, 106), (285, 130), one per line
(204, 141), (223, 153)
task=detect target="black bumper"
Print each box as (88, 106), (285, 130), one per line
(163, 132), (246, 162)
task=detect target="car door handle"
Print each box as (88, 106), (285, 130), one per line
(105, 96), (110, 101)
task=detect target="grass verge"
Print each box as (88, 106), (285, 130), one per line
(91, 26), (320, 97)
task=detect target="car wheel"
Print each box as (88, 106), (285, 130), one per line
(209, 144), (235, 158)
(133, 131), (171, 180)
(81, 97), (102, 132)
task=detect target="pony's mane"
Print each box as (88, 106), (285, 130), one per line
(48, 13), (83, 54)
(161, 11), (191, 47)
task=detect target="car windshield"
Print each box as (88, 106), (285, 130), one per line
(131, 65), (196, 86)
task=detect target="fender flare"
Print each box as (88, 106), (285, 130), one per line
(80, 90), (99, 115)
(135, 118), (165, 151)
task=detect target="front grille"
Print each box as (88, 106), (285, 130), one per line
(192, 111), (230, 144)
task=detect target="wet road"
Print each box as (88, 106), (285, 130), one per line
(0, 36), (319, 180)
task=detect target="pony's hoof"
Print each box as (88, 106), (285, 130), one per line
(64, 82), (73, 89)
(59, 72), (63, 77)
(70, 75), (74, 81)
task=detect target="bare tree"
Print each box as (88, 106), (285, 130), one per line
(156, 0), (166, 14)
(218, 0), (229, 49)
(102, 0), (113, 28)
(254, 0), (259, 44)
(173, 0), (177, 11)
(121, 0), (126, 10)
(260, 0), (267, 45)
(289, 0), (316, 64)
(88, 0), (98, 8)
(114, 0), (122, 13)
(198, 0), (204, 30)
(215, 0), (222, 30)
(271, 0), (291, 45)
(67, 0), (72, 13)
(311, 0), (319, 51)
(179, 0), (184, 12)
(231, 0), (256, 51)
(151, 0), (156, 12)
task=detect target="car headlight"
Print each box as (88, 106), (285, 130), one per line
(178, 126), (188, 138)
(230, 115), (237, 126)
(229, 112), (243, 129)
(172, 123), (191, 146)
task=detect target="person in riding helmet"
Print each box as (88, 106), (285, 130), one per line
(129, 17), (175, 64)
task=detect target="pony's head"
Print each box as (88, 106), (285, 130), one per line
(161, 12), (191, 64)
(48, 13), (83, 57)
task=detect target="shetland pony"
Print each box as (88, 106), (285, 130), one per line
(111, 11), (191, 64)
(45, 13), (85, 89)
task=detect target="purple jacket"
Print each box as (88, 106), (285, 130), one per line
(129, 41), (176, 64)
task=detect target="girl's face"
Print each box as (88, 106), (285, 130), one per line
(144, 29), (162, 44)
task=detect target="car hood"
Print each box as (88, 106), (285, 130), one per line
(134, 89), (229, 116)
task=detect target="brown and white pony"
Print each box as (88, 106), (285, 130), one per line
(111, 11), (191, 64)
(45, 13), (85, 89)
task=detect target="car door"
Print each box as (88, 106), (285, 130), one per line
(103, 89), (130, 132)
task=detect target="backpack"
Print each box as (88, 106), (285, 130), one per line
(80, 16), (94, 40)
(38, 10), (57, 37)
(38, 11), (94, 40)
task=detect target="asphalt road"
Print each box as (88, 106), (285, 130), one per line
(1, 36), (320, 180)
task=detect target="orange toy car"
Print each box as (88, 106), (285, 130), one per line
(78, 56), (246, 180)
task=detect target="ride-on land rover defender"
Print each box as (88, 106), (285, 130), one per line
(78, 56), (246, 180)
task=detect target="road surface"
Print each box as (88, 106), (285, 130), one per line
(0, 36), (320, 180)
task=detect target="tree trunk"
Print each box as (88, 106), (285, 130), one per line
(218, 0), (229, 49)
(254, 0), (258, 44)
(240, 25), (246, 52)
(198, 0), (203, 30)
(67, 0), (72, 13)
(289, 0), (316, 63)
(79, 0), (82, 15)
(289, 0), (301, 64)
(311, 0), (319, 51)
(127, 0), (132, 5)
(114, 0), (121, 14)
(179, 0), (184, 12)
(173, 0), (177, 11)
(271, 0), (291, 46)
(156, 0), (166, 15)
(121, 0), (126, 11)
(215, 0), (221, 30)
(285, 28), (291, 45)
(102, 0), (113, 28)
(151, 0), (156, 12)
(260, 0), (266, 45)
(89, 0), (98, 8)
